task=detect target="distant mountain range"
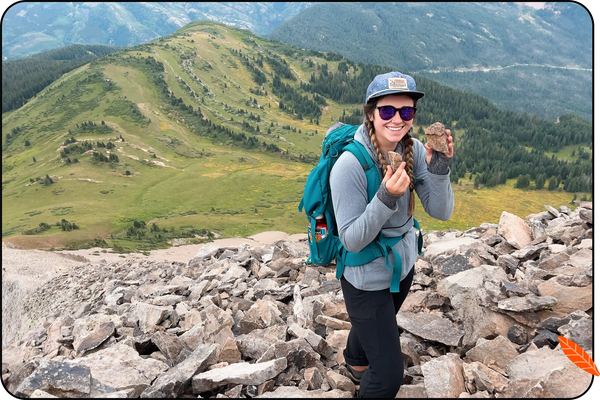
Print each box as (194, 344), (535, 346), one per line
(268, 2), (592, 121)
(1, 2), (593, 121)
(2, 2), (316, 60)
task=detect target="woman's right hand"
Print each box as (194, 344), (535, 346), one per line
(383, 162), (410, 196)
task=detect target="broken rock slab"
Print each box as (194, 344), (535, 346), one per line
(396, 311), (463, 347)
(140, 343), (218, 398)
(191, 357), (287, 394)
(496, 294), (557, 313)
(14, 359), (92, 398)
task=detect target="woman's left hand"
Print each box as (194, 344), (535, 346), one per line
(425, 129), (453, 165)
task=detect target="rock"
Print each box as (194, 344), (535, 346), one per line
(506, 325), (528, 345)
(191, 357), (287, 393)
(425, 122), (449, 153)
(396, 311), (463, 347)
(3, 203), (592, 399)
(422, 353), (465, 398)
(315, 314), (352, 330)
(140, 343), (218, 398)
(423, 237), (479, 261)
(579, 208), (592, 224)
(70, 343), (169, 397)
(497, 294), (557, 312)
(238, 299), (285, 334)
(256, 385), (352, 397)
(557, 317), (593, 352)
(504, 347), (592, 398)
(498, 212), (533, 250)
(544, 205), (560, 218)
(395, 383), (428, 398)
(325, 370), (355, 396)
(465, 336), (519, 369)
(15, 359), (92, 398)
(537, 278), (592, 314)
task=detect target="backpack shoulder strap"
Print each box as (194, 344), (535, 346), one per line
(342, 140), (380, 201)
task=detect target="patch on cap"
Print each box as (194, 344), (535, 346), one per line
(388, 77), (408, 90)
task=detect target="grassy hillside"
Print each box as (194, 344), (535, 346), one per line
(2, 21), (587, 251)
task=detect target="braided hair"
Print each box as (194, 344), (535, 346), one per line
(364, 98), (417, 216)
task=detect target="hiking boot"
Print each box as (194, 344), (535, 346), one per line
(344, 364), (365, 384)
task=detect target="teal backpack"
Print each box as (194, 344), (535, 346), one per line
(298, 124), (423, 292)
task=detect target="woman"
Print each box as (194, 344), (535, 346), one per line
(330, 71), (454, 398)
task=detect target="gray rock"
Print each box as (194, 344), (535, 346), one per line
(544, 205), (560, 218)
(504, 347), (592, 398)
(423, 237), (479, 260)
(531, 329), (559, 349)
(396, 311), (463, 347)
(465, 336), (519, 369)
(191, 357), (287, 393)
(422, 353), (465, 398)
(255, 385), (352, 397)
(73, 321), (115, 355)
(15, 359), (92, 398)
(506, 325), (528, 345)
(579, 208), (592, 224)
(497, 294), (557, 312)
(557, 317), (592, 352)
(498, 212), (533, 250)
(140, 343), (218, 398)
(440, 254), (472, 276)
(4, 204), (592, 399)
(70, 343), (169, 397)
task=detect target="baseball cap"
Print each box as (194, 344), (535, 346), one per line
(365, 71), (425, 103)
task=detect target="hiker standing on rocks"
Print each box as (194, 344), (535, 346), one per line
(329, 71), (454, 398)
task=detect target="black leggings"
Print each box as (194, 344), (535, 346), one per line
(341, 266), (415, 398)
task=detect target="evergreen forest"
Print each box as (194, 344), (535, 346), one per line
(2, 44), (123, 113)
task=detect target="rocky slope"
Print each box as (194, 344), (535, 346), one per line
(1, 203), (593, 398)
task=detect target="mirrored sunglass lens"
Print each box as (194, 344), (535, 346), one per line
(379, 106), (396, 120)
(400, 107), (415, 120)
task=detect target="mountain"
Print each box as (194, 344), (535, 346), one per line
(2, 44), (124, 113)
(1, 2), (317, 60)
(1, 21), (590, 251)
(268, 2), (592, 121)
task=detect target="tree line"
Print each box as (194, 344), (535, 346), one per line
(304, 62), (591, 193)
(2, 44), (122, 113)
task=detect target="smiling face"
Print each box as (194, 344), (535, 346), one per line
(368, 94), (415, 152)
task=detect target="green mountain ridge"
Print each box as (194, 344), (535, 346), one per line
(2, 44), (125, 113)
(268, 2), (592, 121)
(2, 21), (591, 252)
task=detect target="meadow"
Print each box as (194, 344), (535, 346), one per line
(1, 22), (590, 252)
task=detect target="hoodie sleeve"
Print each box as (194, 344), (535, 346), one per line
(330, 152), (396, 253)
(412, 138), (454, 221)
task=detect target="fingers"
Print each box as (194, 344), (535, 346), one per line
(383, 165), (393, 182)
(445, 130), (454, 157)
(385, 162), (410, 196)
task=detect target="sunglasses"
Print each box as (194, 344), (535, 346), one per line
(376, 105), (417, 121)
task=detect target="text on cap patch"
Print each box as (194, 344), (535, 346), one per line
(388, 77), (408, 90)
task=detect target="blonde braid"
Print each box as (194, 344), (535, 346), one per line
(366, 120), (388, 176)
(402, 134), (415, 216)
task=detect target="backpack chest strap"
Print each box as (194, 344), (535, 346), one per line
(336, 219), (423, 293)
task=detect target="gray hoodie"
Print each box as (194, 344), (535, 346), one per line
(329, 124), (454, 291)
